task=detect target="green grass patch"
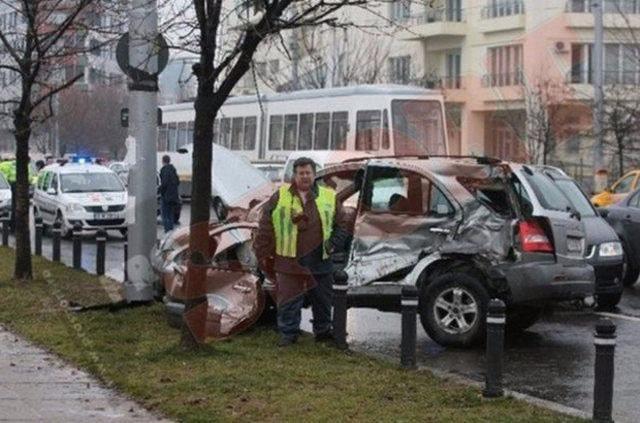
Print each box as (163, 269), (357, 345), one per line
(0, 247), (583, 422)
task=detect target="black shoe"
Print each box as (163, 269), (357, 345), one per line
(278, 336), (297, 347)
(314, 331), (334, 343)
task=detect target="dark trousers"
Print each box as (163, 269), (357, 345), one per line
(160, 199), (175, 233)
(276, 272), (333, 340)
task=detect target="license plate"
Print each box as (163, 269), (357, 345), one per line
(94, 212), (119, 220)
(567, 238), (582, 253)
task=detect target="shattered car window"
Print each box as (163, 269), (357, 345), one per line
(457, 176), (515, 217)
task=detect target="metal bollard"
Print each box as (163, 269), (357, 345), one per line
(52, 221), (61, 262)
(96, 229), (107, 276)
(483, 298), (506, 398)
(332, 270), (349, 350)
(34, 216), (43, 256)
(72, 223), (82, 270)
(1, 219), (8, 247)
(123, 238), (128, 282)
(593, 318), (616, 423)
(400, 285), (419, 369)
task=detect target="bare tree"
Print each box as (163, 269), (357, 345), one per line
(172, 0), (377, 347)
(57, 85), (128, 159)
(602, 85), (640, 178)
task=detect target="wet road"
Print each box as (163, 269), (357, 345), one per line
(9, 205), (640, 421)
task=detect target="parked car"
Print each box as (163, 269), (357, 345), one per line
(539, 166), (624, 308)
(33, 163), (127, 237)
(591, 170), (640, 207)
(153, 157), (595, 346)
(603, 188), (640, 287)
(0, 173), (11, 220)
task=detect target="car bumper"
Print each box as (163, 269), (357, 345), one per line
(64, 213), (127, 230)
(494, 260), (595, 305)
(590, 256), (624, 295)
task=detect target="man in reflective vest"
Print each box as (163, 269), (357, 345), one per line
(0, 159), (36, 231)
(254, 157), (348, 347)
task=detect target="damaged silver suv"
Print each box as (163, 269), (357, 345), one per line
(153, 156), (595, 347)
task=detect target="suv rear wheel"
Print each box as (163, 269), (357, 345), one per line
(419, 272), (489, 347)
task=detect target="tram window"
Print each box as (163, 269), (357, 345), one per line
(314, 112), (330, 150)
(220, 117), (231, 148)
(243, 116), (257, 150)
(187, 121), (194, 145)
(298, 113), (314, 150)
(269, 115), (284, 150)
(331, 111), (348, 150)
(177, 122), (188, 148)
(168, 122), (177, 151)
(283, 114), (298, 150)
(356, 110), (381, 151)
(382, 109), (390, 150)
(213, 119), (219, 144)
(158, 124), (168, 151)
(231, 117), (244, 150)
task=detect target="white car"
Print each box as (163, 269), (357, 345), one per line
(0, 173), (11, 219)
(33, 163), (127, 237)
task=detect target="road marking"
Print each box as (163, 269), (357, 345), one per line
(595, 311), (640, 323)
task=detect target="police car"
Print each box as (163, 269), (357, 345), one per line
(33, 163), (127, 237)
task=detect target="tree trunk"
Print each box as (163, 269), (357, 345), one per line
(13, 112), (32, 280)
(617, 139), (624, 179)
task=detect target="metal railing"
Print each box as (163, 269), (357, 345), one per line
(415, 75), (464, 90)
(565, 0), (640, 14)
(481, 0), (525, 19)
(566, 68), (640, 85)
(408, 7), (466, 25)
(482, 70), (525, 87)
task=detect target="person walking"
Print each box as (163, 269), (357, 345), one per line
(254, 157), (348, 347)
(159, 155), (180, 233)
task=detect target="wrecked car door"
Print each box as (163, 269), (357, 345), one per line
(347, 164), (459, 286)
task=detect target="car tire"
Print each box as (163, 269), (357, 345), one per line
(419, 272), (489, 348)
(212, 197), (227, 222)
(507, 306), (544, 333)
(596, 293), (623, 310)
(622, 242), (639, 287)
(55, 211), (71, 239)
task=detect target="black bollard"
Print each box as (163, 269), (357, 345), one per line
(332, 270), (349, 350)
(52, 221), (61, 262)
(1, 218), (8, 247)
(483, 298), (506, 398)
(96, 229), (106, 276)
(72, 223), (82, 270)
(34, 216), (43, 256)
(123, 238), (128, 282)
(400, 285), (418, 369)
(593, 318), (616, 423)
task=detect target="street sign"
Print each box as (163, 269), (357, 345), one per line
(116, 33), (169, 79)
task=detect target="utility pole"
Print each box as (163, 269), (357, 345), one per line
(592, 0), (607, 193)
(125, 0), (158, 302)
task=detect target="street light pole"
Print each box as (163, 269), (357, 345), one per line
(125, 0), (158, 302)
(592, 0), (607, 192)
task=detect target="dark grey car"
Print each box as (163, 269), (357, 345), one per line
(604, 188), (640, 287)
(539, 166), (624, 308)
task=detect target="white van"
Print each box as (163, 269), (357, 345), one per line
(33, 163), (127, 236)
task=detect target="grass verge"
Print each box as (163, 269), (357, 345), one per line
(0, 248), (582, 422)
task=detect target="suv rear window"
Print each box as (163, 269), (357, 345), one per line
(457, 177), (514, 217)
(521, 168), (572, 212)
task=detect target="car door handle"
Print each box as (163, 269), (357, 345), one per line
(430, 227), (450, 235)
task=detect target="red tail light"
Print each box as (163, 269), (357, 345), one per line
(519, 220), (554, 253)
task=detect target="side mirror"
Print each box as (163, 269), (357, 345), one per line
(46, 188), (57, 195)
(598, 208), (610, 218)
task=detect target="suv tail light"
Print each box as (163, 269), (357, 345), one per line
(519, 219), (554, 253)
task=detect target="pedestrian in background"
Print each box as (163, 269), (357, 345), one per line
(159, 155), (180, 233)
(254, 157), (348, 347)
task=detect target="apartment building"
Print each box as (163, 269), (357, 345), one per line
(233, 0), (640, 169)
(0, 2), (125, 157)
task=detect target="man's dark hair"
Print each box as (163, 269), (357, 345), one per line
(293, 157), (316, 173)
(162, 155), (171, 164)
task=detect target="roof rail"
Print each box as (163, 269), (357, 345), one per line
(340, 154), (502, 165)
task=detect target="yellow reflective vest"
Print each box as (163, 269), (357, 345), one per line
(272, 184), (336, 259)
(0, 160), (37, 185)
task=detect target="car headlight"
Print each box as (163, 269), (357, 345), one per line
(599, 242), (623, 257)
(66, 203), (84, 212)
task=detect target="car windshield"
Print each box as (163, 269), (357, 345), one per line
(391, 100), (446, 156)
(522, 169), (572, 212)
(60, 172), (125, 193)
(554, 179), (596, 217)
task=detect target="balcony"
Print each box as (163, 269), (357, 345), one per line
(479, 0), (526, 33)
(398, 8), (467, 41)
(567, 68), (640, 86)
(418, 75), (464, 90)
(482, 70), (525, 88)
(564, 0), (640, 28)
